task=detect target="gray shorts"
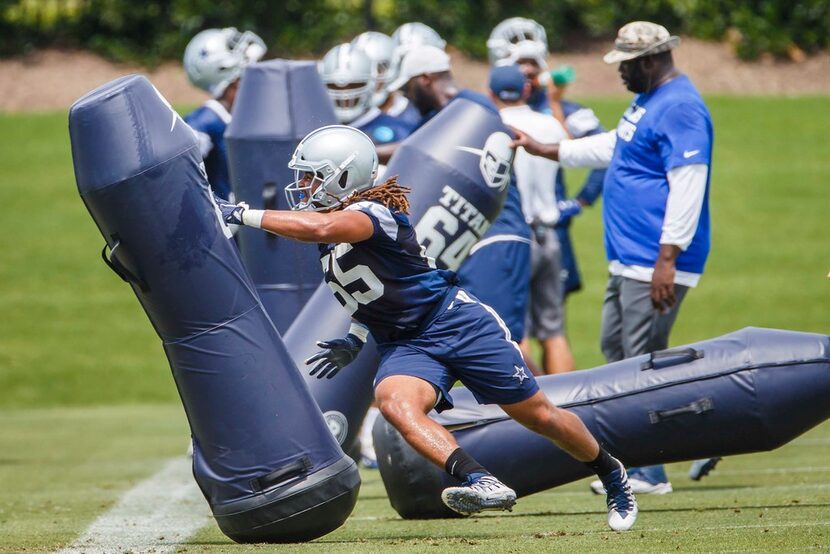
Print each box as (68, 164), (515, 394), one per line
(525, 228), (564, 340)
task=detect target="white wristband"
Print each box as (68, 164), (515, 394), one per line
(348, 322), (369, 343)
(242, 209), (265, 228)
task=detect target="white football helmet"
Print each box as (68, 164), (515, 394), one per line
(351, 31), (395, 107)
(390, 22), (447, 89)
(487, 17), (548, 68)
(285, 126), (379, 212)
(319, 43), (376, 124)
(183, 28), (266, 97)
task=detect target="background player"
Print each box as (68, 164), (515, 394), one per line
(215, 124), (638, 531)
(488, 64), (575, 375)
(319, 43), (417, 147)
(488, 17), (607, 298)
(183, 27), (265, 200)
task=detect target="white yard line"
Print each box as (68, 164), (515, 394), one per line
(56, 457), (212, 554)
(715, 465), (830, 476)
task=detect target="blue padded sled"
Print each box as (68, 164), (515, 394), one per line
(225, 60), (333, 333)
(69, 75), (359, 542)
(283, 98), (513, 456)
(373, 327), (830, 518)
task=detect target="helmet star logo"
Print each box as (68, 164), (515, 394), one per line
(513, 365), (528, 383)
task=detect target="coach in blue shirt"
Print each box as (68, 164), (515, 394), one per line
(512, 21), (715, 493)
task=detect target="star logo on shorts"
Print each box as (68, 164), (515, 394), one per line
(513, 365), (529, 384)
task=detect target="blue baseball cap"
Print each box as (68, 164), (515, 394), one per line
(488, 64), (526, 102)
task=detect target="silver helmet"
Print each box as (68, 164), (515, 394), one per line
(487, 17), (548, 68)
(183, 27), (266, 97)
(319, 43), (376, 124)
(285, 125), (379, 212)
(351, 31), (395, 107)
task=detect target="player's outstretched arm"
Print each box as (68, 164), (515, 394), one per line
(216, 196), (374, 244)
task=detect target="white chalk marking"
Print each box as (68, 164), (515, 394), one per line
(56, 457), (211, 554)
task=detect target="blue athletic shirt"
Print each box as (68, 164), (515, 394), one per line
(352, 107), (417, 145)
(184, 100), (232, 200)
(319, 200), (455, 343)
(604, 74), (713, 274)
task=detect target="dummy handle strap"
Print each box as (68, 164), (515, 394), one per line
(250, 456), (312, 493)
(101, 238), (149, 292)
(649, 397), (714, 424)
(640, 347), (704, 370)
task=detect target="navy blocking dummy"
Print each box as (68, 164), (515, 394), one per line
(69, 75), (359, 542)
(374, 327), (830, 518)
(225, 60), (335, 333)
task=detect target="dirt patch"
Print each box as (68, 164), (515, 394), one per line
(2, 37), (829, 113)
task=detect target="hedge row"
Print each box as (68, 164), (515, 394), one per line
(1, 0), (828, 63)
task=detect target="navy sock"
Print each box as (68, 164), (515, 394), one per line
(445, 448), (489, 482)
(585, 448), (620, 479)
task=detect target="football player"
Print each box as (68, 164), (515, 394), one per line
(319, 43), (416, 147)
(214, 124), (638, 531)
(488, 17), (607, 299)
(183, 28), (266, 200)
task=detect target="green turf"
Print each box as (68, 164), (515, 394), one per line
(1, 405), (828, 552)
(0, 97), (829, 551)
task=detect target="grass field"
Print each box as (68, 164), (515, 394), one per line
(1, 96), (829, 552)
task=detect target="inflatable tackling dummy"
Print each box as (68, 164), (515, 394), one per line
(69, 75), (359, 542)
(225, 60), (333, 333)
(374, 327), (830, 518)
(284, 98), (515, 456)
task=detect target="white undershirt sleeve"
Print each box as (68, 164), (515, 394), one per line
(557, 130), (617, 169)
(660, 164), (709, 250)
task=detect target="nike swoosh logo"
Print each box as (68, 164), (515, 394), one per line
(683, 149), (700, 159)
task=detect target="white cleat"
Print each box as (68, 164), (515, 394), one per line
(602, 462), (639, 532)
(441, 475), (517, 515)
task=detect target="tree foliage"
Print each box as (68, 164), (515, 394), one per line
(2, 0), (828, 62)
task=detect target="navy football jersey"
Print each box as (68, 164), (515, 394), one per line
(319, 200), (455, 343)
(385, 94), (422, 129)
(184, 100), (232, 200)
(352, 107), (417, 145)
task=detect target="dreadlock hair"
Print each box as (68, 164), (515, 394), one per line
(339, 175), (411, 214)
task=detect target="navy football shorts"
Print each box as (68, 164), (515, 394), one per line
(375, 287), (539, 412)
(456, 237), (531, 340)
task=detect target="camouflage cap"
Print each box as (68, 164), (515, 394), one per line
(603, 21), (680, 64)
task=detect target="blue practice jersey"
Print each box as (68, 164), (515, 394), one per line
(184, 100), (232, 200)
(605, 75), (713, 274)
(385, 94), (423, 129)
(352, 107), (417, 145)
(319, 200), (455, 343)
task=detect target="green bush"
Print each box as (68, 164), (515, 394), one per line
(1, 0), (828, 63)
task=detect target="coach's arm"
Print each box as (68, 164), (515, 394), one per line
(511, 128), (616, 169)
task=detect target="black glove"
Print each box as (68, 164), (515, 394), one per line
(305, 334), (364, 379)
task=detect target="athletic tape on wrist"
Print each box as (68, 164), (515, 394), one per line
(242, 209), (265, 228)
(348, 322), (369, 343)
